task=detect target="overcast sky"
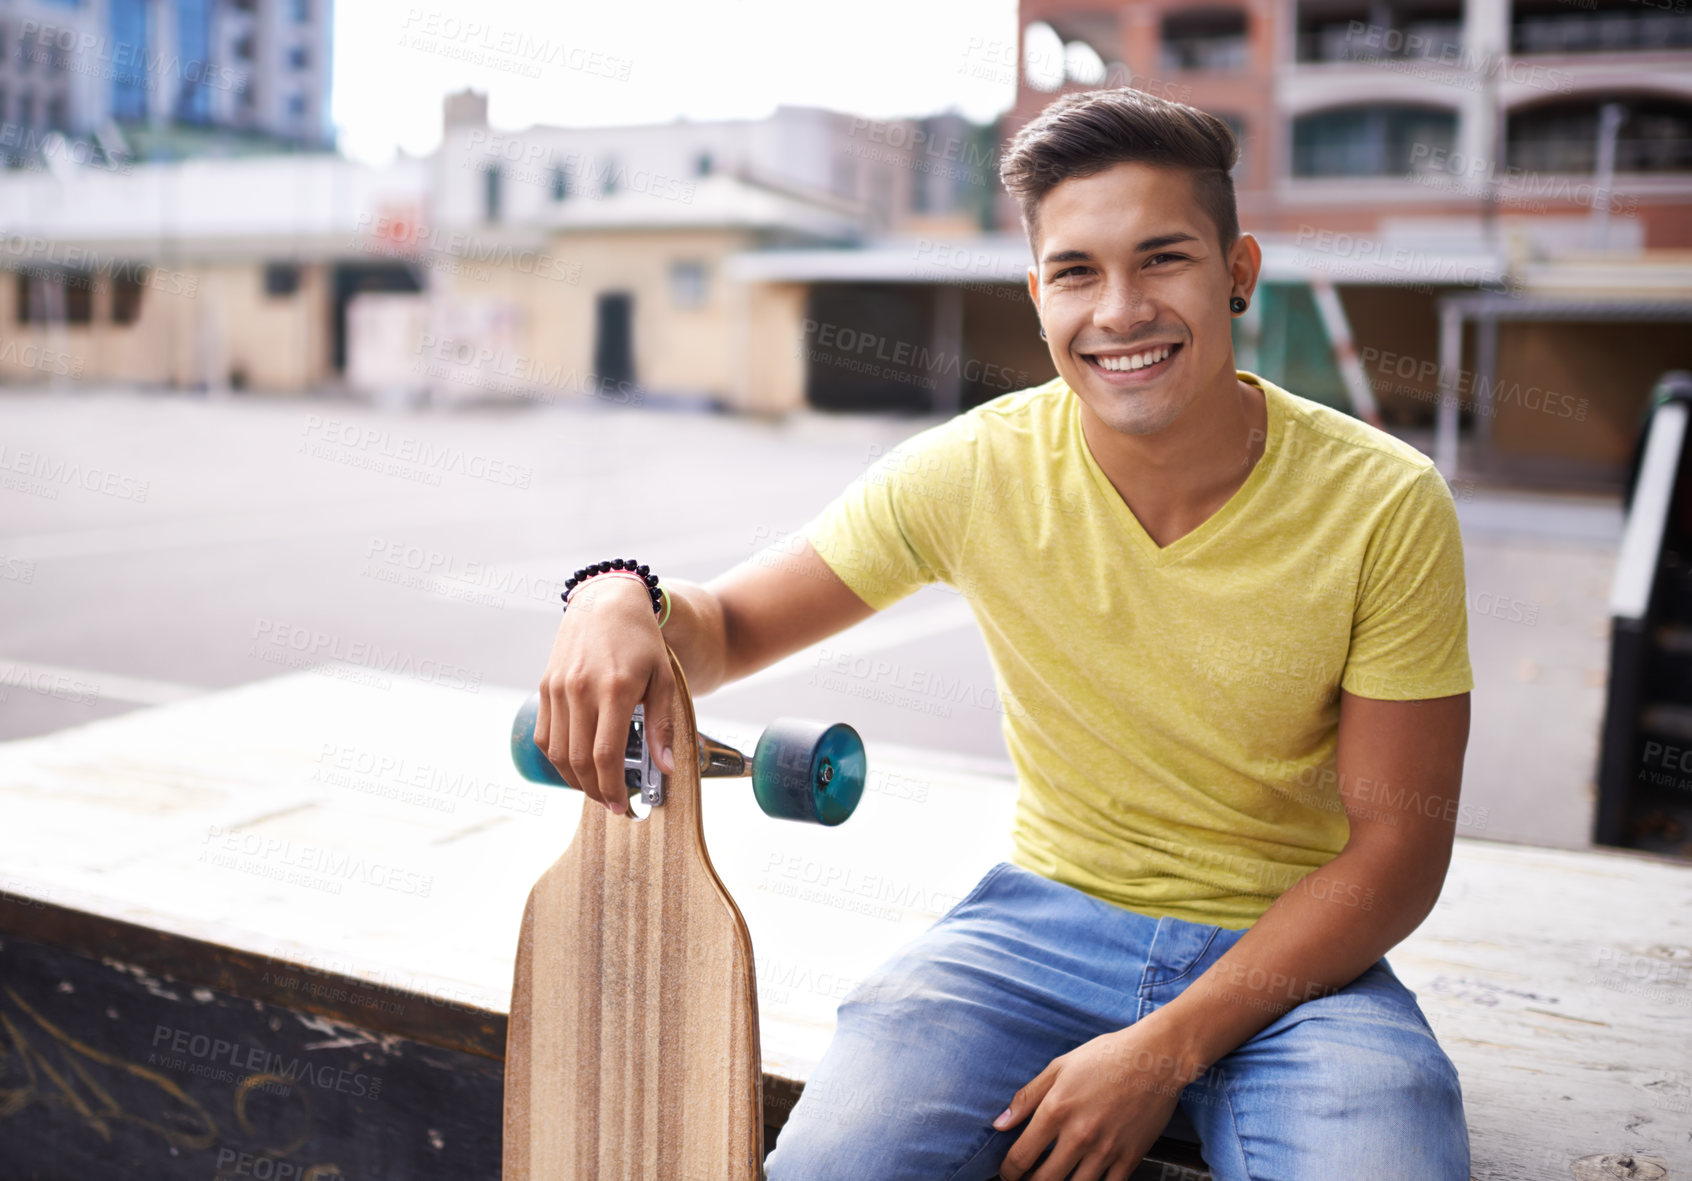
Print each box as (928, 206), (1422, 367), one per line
(332, 0), (1022, 165)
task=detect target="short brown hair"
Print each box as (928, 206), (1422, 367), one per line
(1000, 88), (1240, 256)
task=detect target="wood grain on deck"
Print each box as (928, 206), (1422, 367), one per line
(503, 648), (761, 1180)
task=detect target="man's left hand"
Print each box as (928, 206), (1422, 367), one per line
(993, 1021), (1200, 1181)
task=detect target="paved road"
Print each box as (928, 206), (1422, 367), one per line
(0, 384), (1620, 850)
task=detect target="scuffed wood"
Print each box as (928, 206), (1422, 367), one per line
(502, 646), (762, 1180)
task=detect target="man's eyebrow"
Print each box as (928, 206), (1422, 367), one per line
(1040, 233), (1202, 266)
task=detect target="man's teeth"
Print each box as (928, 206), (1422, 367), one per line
(1095, 345), (1174, 371)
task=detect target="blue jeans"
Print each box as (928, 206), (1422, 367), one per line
(763, 861), (1469, 1181)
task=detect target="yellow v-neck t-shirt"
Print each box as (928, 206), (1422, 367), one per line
(800, 370), (1473, 928)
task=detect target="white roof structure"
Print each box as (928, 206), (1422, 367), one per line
(0, 153), (429, 262)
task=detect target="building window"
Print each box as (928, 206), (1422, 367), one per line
(695, 151), (713, 176)
(484, 164), (502, 221)
(287, 93), (305, 119)
(551, 165), (568, 200)
(1295, 2), (1462, 63)
(17, 92), (34, 130)
(16, 271), (93, 323)
(264, 263), (301, 298)
(1291, 104), (1457, 176)
(46, 94), (66, 131)
(110, 0), (149, 121)
(1507, 98), (1692, 172)
(601, 158), (618, 196)
(669, 261), (708, 309)
(176, 0), (213, 124)
(289, 45), (310, 69)
(291, 0), (311, 23)
(112, 269), (146, 324)
(64, 274), (93, 323)
(1162, 9), (1248, 71)
(1512, 0), (1692, 54)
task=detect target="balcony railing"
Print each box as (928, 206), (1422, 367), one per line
(1161, 35), (1249, 71)
(1296, 20), (1463, 63)
(1513, 11), (1692, 54)
(1509, 135), (1692, 174)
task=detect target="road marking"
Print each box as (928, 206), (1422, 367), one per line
(0, 659), (205, 706)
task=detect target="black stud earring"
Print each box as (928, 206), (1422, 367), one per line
(1039, 326), (1047, 340)
(1230, 295), (1248, 314)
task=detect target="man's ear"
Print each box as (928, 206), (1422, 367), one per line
(1228, 232), (1262, 307)
(1026, 266), (1040, 306)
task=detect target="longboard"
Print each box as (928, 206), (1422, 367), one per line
(503, 646), (764, 1180)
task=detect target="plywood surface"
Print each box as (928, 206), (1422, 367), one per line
(1, 668), (1688, 1178)
(503, 648), (761, 1180)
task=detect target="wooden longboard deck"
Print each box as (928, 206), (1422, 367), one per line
(503, 647), (763, 1181)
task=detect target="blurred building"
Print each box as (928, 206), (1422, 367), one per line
(0, 0), (334, 168)
(0, 90), (1025, 416)
(1011, 0), (1692, 486)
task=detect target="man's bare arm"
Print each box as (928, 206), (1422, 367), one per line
(1131, 689), (1471, 1076)
(659, 537), (878, 697)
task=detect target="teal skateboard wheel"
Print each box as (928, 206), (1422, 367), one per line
(751, 719), (866, 826)
(511, 691), (569, 788)
(510, 691), (644, 798)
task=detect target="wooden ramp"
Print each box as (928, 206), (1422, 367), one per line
(0, 670), (1688, 1180)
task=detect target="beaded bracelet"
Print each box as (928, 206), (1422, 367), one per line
(562, 558), (666, 623)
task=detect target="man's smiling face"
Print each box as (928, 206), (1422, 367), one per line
(1027, 161), (1247, 439)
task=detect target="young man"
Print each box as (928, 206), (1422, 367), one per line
(538, 87), (1473, 1181)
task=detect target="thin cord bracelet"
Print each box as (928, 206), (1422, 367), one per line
(561, 558), (665, 624)
(563, 571), (648, 604)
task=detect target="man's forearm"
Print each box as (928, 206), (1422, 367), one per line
(1135, 842), (1449, 1076)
